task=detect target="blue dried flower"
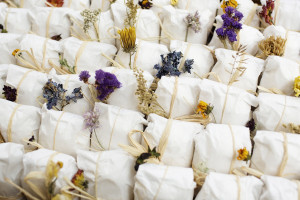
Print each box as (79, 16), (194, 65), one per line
(183, 59), (194, 73)
(79, 71), (90, 83)
(65, 87), (84, 103)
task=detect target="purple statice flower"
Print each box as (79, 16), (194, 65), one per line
(2, 85), (17, 102)
(83, 109), (100, 132)
(95, 69), (122, 101)
(79, 71), (90, 83)
(217, 6), (243, 45)
(184, 11), (201, 33)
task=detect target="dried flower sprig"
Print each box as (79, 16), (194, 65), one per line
(237, 147), (251, 163)
(134, 68), (167, 117)
(58, 53), (76, 74)
(135, 146), (160, 171)
(46, 161), (63, 198)
(294, 76), (300, 97)
(42, 79), (83, 111)
(118, 27), (137, 68)
(283, 123), (300, 134)
(154, 51), (194, 79)
(193, 162), (210, 186)
(124, 0), (139, 27)
(227, 45), (247, 85)
(46, 0), (64, 7)
(184, 11), (201, 41)
(216, 6), (243, 49)
(81, 9), (101, 40)
(0, 24), (7, 33)
(71, 169), (89, 191)
(2, 85), (17, 102)
(170, 0), (178, 6)
(138, 0), (153, 9)
(221, 0), (238, 13)
(51, 34), (62, 41)
(79, 70), (121, 102)
(259, 0), (275, 25)
(196, 101), (214, 119)
(258, 36), (287, 58)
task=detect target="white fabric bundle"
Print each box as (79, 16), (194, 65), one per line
(0, 8), (33, 34)
(251, 130), (300, 180)
(254, 93), (300, 132)
(21, 149), (78, 196)
(210, 48), (264, 91)
(20, 0), (89, 10)
(69, 10), (115, 45)
(176, 0), (219, 16)
(160, 6), (213, 45)
(0, 2), (7, 10)
(0, 33), (21, 65)
(111, 3), (160, 48)
(170, 40), (215, 77)
(260, 175), (300, 200)
(103, 67), (154, 111)
(155, 76), (202, 118)
(92, 102), (147, 151)
(0, 99), (40, 147)
(259, 56), (300, 96)
(39, 105), (90, 157)
(5, 65), (50, 108)
(52, 73), (94, 115)
(209, 15), (264, 55)
(144, 113), (204, 167)
(18, 34), (61, 70)
(193, 123), (251, 174)
(199, 79), (258, 126)
(90, 0), (134, 11)
(77, 149), (136, 200)
(262, 25), (300, 63)
(31, 7), (71, 39)
(195, 172), (263, 200)
(115, 39), (169, 76)
(0, 143), (24, 198)
(134, 164), (196, 200)
(61, 37), (117, 73)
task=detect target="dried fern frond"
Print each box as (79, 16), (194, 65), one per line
(258, 36), (287, 58)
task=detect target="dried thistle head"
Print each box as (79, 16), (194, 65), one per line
(125, 0), (138, 27)
(118, 27), (137, 54)
(259, 36), (287, 58)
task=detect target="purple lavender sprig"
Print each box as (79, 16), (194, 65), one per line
(184, 11), (201, 34)
(216, 6), (243, 48)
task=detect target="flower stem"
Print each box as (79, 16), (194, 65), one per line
(185, 26), (189, 42)
(129, 52), (132, 69)
(94, 129), (105, 150)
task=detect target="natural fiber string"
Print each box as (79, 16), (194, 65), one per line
(107, 108), (122, 150)
(4, 0), (18, 8)
(68, 0), (73, 7)
(41, 38), (49, 70)
(74, 41), (89, 73)
(16, 70), (34, 102)
(228, 124), (237, 174)
(220, 85), (231, 124)
(4, 8), (10, 30)
(133, 40), (141, 70)
(157, 119), (173, 160)
(184, 0), (191, 10)
(52, 111), (65, 150)
(168, 77), (178, 119)
(7, 104), (22, 142)
(273, 0), (280, 25)
(153, 166), (169, 200)
(0, 131), (5, 143)
(278, 132), (288, 177)
(282, 30), (289, 57)
(46, 8), (54, 38)
(95, 151), (102, 198)
(244, 4), (258, 26)
(275, 96), (287, 131)
(297, 181), (300, 200)
(178, 43), (192, 72)
(236, 175), (241, 200)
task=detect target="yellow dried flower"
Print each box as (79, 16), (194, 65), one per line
(170, 0), (178, 6)
(221, 0), (238, 13)
(196, 101), (213, 119)
(294, 76), (300, 97)
(12, 49), (20, 56)
(237, 147), (250, 161)
(118, 27), (136, 54)
(71, 170), (88, 191)
(46, 161), (63, 181)
(51, 193), (72, 200)
(258, 36), (287, 58)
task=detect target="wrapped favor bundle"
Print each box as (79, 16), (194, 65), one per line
(21, 149), (78, 198)
(16, 0), (90, 10)
(61, 37), (117, 73)
(260, 175), (300, 200)
(144, 113), (204, 167)
(0, 34), (21, 65)
(259, 56), (300, 96)
(210, 48), (264, 91)
(115, 39), (169, 75)
(251, 131), (300, 179)
(160, 6), (213, 45)
(195, 172), (263, 200)
(31, 7), (71, 39)
(69, 9), (116, 45)
(77, 149), (136, 200)
(134, 164), (196, 200)
(18, 34), (61, 70)
(91, 102), (147, 151)
(39, 105), (90, 157)
(0, 143), (24, 199)
(0, 99), (40, 147)
(0, 8), (33, 34)
(170, 40), (215, 77)
(193, 123), (252, 174)
(198, 79), (257, 126)
(254, 93), (300, 132)
(155, 76), (202, 118)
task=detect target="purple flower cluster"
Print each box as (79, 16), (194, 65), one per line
(79, 69), (122, 101)
(216, 6), (243, 43)
(184, 11), (201, 33)
(83, 109), (100, 132)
